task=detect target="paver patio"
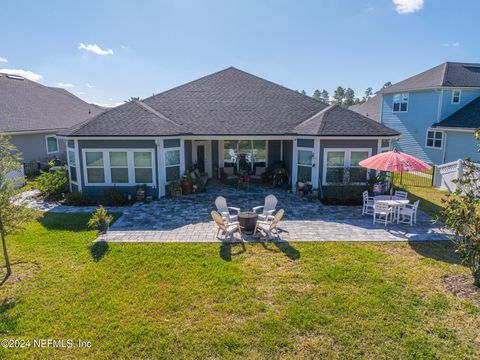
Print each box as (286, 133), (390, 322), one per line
(75, 181), (448, 243)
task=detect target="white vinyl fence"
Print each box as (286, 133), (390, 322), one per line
(433, 159), (477, 192)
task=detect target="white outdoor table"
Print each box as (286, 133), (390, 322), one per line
(374, 195), (410, 224)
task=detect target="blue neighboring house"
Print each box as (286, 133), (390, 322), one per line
(350, 62), (480, 164)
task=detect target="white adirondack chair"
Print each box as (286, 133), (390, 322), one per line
(215, 196), (240, 222)
(211, 211), (242, 242)
(254, 209), (285, 240)
(252, 195), (278, 221)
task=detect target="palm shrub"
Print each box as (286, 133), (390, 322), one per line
(88, 206), (113, 234)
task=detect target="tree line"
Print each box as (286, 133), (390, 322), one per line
(298, 82), (392, 107)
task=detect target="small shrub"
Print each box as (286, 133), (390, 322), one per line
(88, 206), (113, 234)
(64, 192), (97, 206)
(26, 168), (69, 197)
(101, 188), (129, 206)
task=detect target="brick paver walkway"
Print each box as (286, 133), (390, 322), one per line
(96, 182), (449, 243)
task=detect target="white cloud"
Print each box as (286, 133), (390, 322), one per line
(442, 42), (460, 47)
(0, 57), (8, 63)
(56, 82), (74, 88)
(393, 0), (424, 14)
(92, 101), (123, 108)
(0, 68), (43, 81)
(86, 82), (95, 88)
(78, 43), (113, 56)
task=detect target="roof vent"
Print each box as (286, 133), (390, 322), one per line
(6, 74), (25, 81)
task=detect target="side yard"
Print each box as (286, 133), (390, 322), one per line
(0, 212), (478, 358)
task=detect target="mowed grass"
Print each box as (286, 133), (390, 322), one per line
(403, 185), (448, 218)
(0, 213), (479, 359)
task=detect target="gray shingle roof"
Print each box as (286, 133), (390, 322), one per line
(62, 67), (399, 137)
(348, 94), (382, 122)
(433, 96), (480, 129)
(0, 73), (102, 133)
(380, 62), (480, 94)
(294, 105), (399, 136)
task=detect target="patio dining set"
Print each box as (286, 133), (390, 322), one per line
(362, 190), (420, 227)
(211, 194), (285, 242)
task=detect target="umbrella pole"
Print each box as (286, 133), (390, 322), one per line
(389, 172), (394, 199)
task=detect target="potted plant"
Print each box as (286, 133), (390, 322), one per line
(136, 184), (147, 201)
(167, 179), (182, 197)
(181, 173), (193, 195)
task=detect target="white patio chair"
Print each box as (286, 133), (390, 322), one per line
(211, 211), (242, 242)
(252, 194), (278, 221)
(373, 202), (394, 227)
(394, 190), (408, 200)
(215, 196), (240, 222)
(398, 200), (420, 226)
(254, 209), (285, 241)
(362, 190), (374, 216)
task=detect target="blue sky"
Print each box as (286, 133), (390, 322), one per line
(1, 0), (479, 106)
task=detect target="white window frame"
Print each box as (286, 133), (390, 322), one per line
(296, 147), (315, 183)
(82, 148), (156, 187)
(379, 139), (391, 153)
(451, 90), (461, 104)
(392, 93), (409, 113)
(322, 148), (372, 185)
(45, 135), (59, 154)
(425, 129), (444, 150)
(221, 140), (269, 171)
(163, 147), (181, 184)
(66, 147), (78, 185)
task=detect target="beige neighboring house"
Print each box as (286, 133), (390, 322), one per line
(0, 72), (102, 166)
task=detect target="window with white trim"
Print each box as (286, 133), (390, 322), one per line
(85, 152), (105, 183)
(323, 149), (371, 184)
(110, 152), (129, 183)
(222, 140), (267, 170)
(46, 136), (59, 154)
(67, 149), (77, 183)
(452, 90), (461, 104)
(297, 149), (314, 182)
(83, 149), (156, 186)
(164, 149), (180, 182)
(380, 139), (391, 153)
(393, 93), (409, 112)
(426, 130), (443, 149)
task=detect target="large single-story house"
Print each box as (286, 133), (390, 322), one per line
(59, 67), (399, 198)
(0, 72), (102, 163)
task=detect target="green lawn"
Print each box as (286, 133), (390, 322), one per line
(0, 213), (479, 359)
(402, 185), (448, 218)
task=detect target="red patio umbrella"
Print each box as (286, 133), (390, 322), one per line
(359, 149), (432, 195)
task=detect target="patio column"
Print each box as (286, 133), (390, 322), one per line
(312, 138), (320, 189)
(156, 139), (165, 197)
(291, 139), (298, 191)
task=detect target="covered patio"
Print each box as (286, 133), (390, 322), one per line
(82, 181), (450, 243)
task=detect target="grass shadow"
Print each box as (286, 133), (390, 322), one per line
(219, 242), (246, 262)
(408, 241), (461, 265)
(0, 299), (18, 334)
(38, 212), (123, 232)
(90, 241), (109, 262)
(274, 241), (301, 260)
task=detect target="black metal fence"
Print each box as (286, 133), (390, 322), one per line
(391, 168), (434, 188)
